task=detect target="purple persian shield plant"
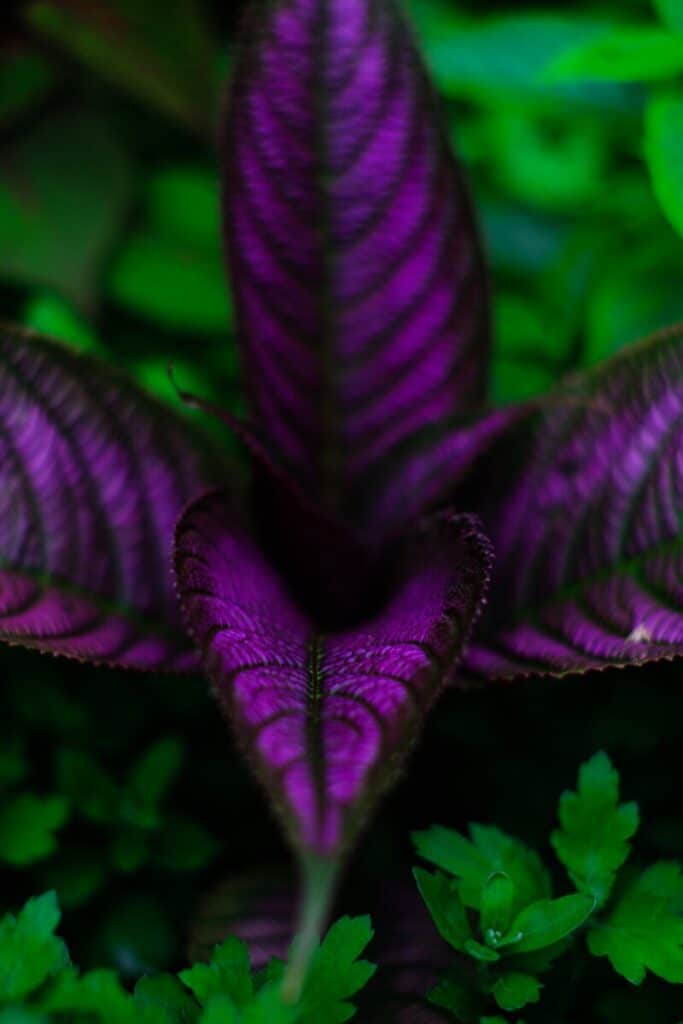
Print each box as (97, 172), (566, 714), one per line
(2, 0), (683, 998)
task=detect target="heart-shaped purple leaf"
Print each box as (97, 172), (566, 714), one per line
(175, 491), (491, 857)
(0, 326), (223, 670)
(466, 326), (683, 679)
(222, 0), (489, 528)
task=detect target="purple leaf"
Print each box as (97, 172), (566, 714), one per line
(222, 0), (490, 526)
(466, 326), (683, 680)
(361, 405), (527, 540)
(174, 491), (491, 857)
(0, 326), (222, 670)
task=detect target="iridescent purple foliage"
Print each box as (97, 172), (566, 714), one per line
(1, 0), (683, 904)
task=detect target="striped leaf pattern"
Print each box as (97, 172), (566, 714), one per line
(465, 327), (683, 680)
(175, 491), (491, 857)
(223, 0), (489, 522)
(0, 326), (221, 670)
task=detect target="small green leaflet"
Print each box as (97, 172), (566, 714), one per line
(587, 862), (683, 984)
(180, 937), (253, 1007)
(551, 751), (639, 903)
(413, 823), (550, 916)
(0, 794), (68, 865)
(0, 892), (67, 1003)
(501, 893), (595, 953)
(492, 972), (542, 1012)
(413, 868), (472, 952)
(294, 916), (376, 1024)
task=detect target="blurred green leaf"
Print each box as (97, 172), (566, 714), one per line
(0, 794), (68, 865)
(26, 0), (220, 134)
(0, 112), (133, 307)
(148, 167), (221, 250)
(486, 112), (605, 210)
(481, 872), (516, 944)
(23, 292), (101, 353)
(128, 737), (183, 809)
(134, 974), (200, 1024)
(108, 230), (232, 331)
(57, 750), (120, 824)
(655, 0), (683, 31)
(39, 848), (107, 909)
(585, 241), (683, 364)
(646, 92), (683, 239)
(548, 26), (683, 81)
(408, 10), (634, 110)
(0, 52), (55, 125)
(491, 972), (542, 1012)
(154, 814), (220, 872)
(0, 892), (67, 1002)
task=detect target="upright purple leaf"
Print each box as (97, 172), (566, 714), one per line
(175, 491), (491, 857)
(466, 326), (683, 680)
(223, 0), (489, 524)
(0, 325), (222, 670)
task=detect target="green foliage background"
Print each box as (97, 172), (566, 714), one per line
(1, 0), (683, 1019)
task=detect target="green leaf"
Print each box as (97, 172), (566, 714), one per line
(108, 230), (232, 332)
(413, 824), (550, 916)
(407, 10), (631, 111)
(154, 814), (220, 872)
(134, 974), (200, 1024)
(646, 92), (683, 239)
(429, 973), (486, 1023)
(0, 794), (68, 865)
(57, 750), (120, 824)
(413, 868), (472, 953)
(147, 167), (221, 250)
(464, 938), (500, 963)
(38, 967), (140, 1024)
(0, 892), (68, 1002)
(180, 937), (253, 1007)
(296, 916), (376, 1024)
(587, 862), (683, 984)
(503, 893), (595, 953)
(481, 872), (516, 944)
(547, 26), (683, 81)
(26, 0), (219, 134)
(128, 737), (184, 809)
(0, 739), (28, 789)
(0, 112), (132, 307)
(0, 52), (55, 125)
(492, 972), (542, 1012)
(23, 293), (101, 354)
(654, 0), (683, 32)
(39, 848), (106, 909)
(551, 752), (639, 904)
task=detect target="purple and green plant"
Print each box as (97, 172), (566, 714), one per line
(2, 0), (683, 994)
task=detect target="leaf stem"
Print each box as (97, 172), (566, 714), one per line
(281, 855), (339, 1004)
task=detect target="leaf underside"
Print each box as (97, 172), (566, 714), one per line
(466, 326), (683, 680)
(175, 491), (491, 856)
(223, 0), (489, 526)
(0, 325), (222, 670)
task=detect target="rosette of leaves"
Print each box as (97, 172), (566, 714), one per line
(2, 0), (683, 995)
